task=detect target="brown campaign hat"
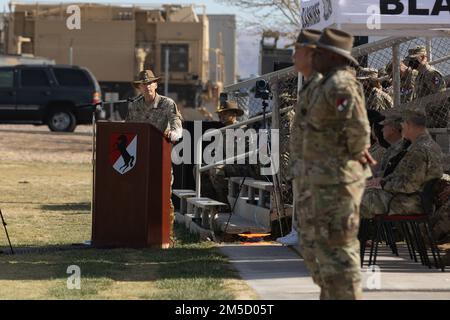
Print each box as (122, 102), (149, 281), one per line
(296, 29), (321, 48)
(132, 70), (161, 88)
(315, 28), (359, 66)
(216, 100), (244, 117)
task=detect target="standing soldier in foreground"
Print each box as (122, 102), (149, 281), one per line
(289, 29), (325, 297)
(304, 28), (373, 300)
(126, 69), (183, 243)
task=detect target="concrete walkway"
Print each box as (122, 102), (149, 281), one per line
(219, 243), (450, 300)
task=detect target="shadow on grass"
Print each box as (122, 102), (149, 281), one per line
(40, 202), (91, 214)
(0, 223), (237, 283)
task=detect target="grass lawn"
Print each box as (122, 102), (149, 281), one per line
(0, 161), (258, 300)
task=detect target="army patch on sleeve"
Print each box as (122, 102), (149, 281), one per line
(336, 98), (349, 112)
(433, 76), (441, 86)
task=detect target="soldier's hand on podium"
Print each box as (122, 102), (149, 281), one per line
(164, 129), (176, 144)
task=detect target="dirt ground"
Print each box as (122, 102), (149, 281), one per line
(0, 124), (93, 163)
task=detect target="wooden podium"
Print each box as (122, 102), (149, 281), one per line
(92, 121), (172, 248)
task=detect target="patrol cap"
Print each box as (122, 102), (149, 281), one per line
(216, 100), (244, 117)
(380, 114), (403, 131)
(357, 67), (379, 80)
(401, 107), (427, 126)
(296, 29), (322, 48)
(132, 70), (161, 88)
(407, 45), (427, 59)
(315, 28), (359, 66)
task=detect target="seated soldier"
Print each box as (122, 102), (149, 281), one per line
(375, 113), (411, 178)
(204, 101), (245, 207)
(361, 109), (443, 218)
(367, 110), (389, 176)
(430, 174), (450, 244)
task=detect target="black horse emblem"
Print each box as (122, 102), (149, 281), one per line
(115, 135), (135, 173)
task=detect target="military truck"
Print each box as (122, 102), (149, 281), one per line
(3, 2), (210, 109)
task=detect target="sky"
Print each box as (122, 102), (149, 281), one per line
(0, 0), (271, 78)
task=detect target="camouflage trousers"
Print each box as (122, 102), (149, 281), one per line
(208, 166), (230, 207)
(311, 180), (365, 300)
(360, 188), (423, 219)
(430, 201), (450, 244)
(293, 177), (323, 288)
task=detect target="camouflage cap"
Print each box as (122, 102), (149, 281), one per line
(296, 29), (321, 48)
(357, 67), (379, 80)
(380, 113), (403, 130)
(407, 45), (427, 59)
(401, 107), (427, 125)
(132, 70), (161, 88)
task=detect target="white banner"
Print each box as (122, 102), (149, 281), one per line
(301, 0), (336, 30)
(301, 0), (450, 30)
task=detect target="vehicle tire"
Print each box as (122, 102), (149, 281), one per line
(47, 109), (77, 132)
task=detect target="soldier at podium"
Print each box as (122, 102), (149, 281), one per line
(126, 69), (183, 244)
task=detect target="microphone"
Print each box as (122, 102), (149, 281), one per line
(126, 95), (144, 103)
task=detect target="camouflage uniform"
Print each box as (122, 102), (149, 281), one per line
(385, 66), (417, 104)
(366, 87), (393, 112)
(368, 141), (386, 177)
(290, 72), (323, 288)
(430, 174), (450, 244)
(207, 123), (258, 207)
(400, 67), (418, 104)
(304, 66), (371, 300)
(375, 139), (409, 178)
(207, 128), (236, 207)
(126, 93), (183, 240)
(361, 132), (443, 218)
(413, 63), (448, 128)
(413, 63), (446, 100)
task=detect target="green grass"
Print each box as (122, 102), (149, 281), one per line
(0, 161), (258, 300)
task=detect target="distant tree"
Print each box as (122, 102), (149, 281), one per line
(216, 0), (302, 38)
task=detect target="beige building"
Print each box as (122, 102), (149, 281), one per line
(4, 2), (210, 107)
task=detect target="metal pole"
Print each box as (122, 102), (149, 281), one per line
(0, 209), (14, 254)
(392, 44), (401, 108)
(195, 120), (203, 198)
(109, 102), (114, 121)
(270, 80), (286, 237)
(292, 74), (303, 233)
(195, 135), (202, 198)
(164, 48), (169, 96)
(69, 39), (74, 65)
(426, 37), (432, 62)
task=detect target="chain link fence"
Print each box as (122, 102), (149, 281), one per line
(354, 37), (450, 130)
(222, 35), (450, 210)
